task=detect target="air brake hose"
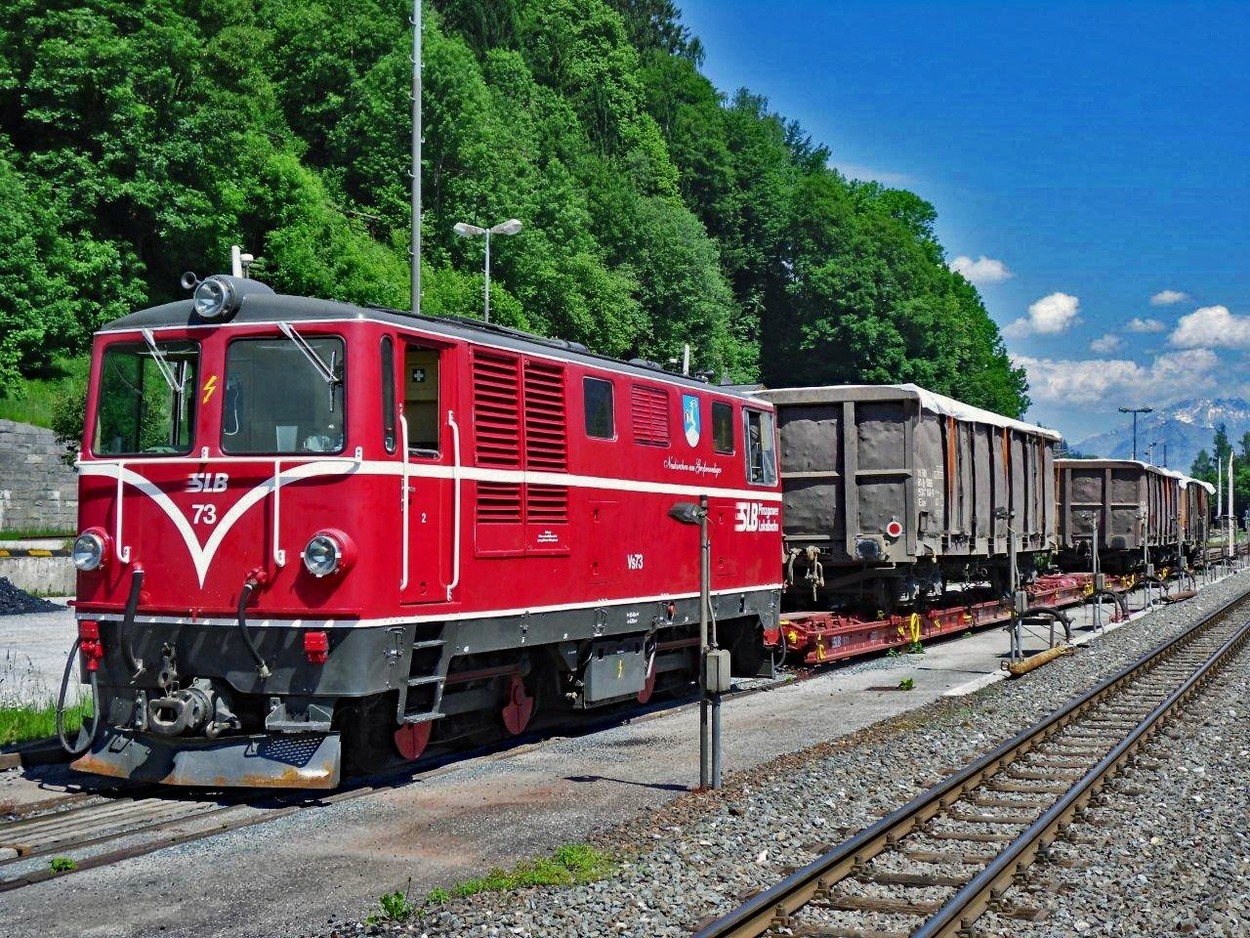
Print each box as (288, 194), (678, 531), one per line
(120, 567), (146, 680)
(237, 574), (272, 679)
(56, 638), (100, 756)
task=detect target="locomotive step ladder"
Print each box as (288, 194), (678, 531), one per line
(397, 635), (451, 725)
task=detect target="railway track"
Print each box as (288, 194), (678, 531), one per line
(693, 588), (1250, 938)
(0, 666), (787, 895)
(0, 782), (326, 893)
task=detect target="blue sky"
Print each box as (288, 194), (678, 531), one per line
(677, 0), (1250, 444)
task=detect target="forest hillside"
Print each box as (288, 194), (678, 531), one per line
(0, 0), (1028, 416)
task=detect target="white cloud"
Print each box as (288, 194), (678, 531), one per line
(1126, 317), (1166, 333)
(1089, 334), (1123, 354)
(1004, 292), (1081, 337)
(949, 255), (1014, 284)
(1151, 289), (1189, 306)
(1170, 305), (1250, 349)
(1014, 349), (1220, 405)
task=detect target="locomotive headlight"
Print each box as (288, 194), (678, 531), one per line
(72, 529), (110, 571)
(301, 529), (356, 578)
(193, 275), (236, 320)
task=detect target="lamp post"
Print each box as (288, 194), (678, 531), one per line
(1118, 406), (1153, 461)
(668, 496), (723, 790)
(453, 218), (522, 323)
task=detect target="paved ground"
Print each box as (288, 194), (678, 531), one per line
(0, 598), (75, 707)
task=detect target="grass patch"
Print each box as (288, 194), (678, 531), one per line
(0, 698), (92, 746)
(367, 883), (416, 924)
(0, 356), (90, 430)
(0, 531), (74, 541)
(427, 843), (616, 904)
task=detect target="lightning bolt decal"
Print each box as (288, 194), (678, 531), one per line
(202, 375), (218, 404)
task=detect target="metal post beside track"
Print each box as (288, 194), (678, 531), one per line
(669, 495), (719, 791)
(700, 494), (712, 790)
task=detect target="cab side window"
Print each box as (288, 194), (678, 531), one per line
(744, 408), (777, 485)
(712, 401), (734, 454)
(381, 337), (396, 454)
(584, 377), (615, 439)
(404, 345), (440, 455)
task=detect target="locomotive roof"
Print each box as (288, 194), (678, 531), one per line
(99, 284), (762, 401)
(755, 383), (1062, 441)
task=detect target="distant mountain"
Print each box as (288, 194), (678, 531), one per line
(1071, 398), (1250, 472)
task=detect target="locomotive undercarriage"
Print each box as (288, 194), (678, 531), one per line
(72, 587), (780, 788)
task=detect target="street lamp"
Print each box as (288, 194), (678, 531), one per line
(453, 218), (522, 323)
(1118, 406), (1153, 461)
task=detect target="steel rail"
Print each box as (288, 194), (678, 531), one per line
(915, 613), (1250, 937)
(692, 586), (1250, 938)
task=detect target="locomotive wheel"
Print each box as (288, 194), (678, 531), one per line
(394, 721), (433, 761)
(337, 692), (399, 776)
(636, 663), (657, 704)
(728, 626), (765, 677)
(500, 674), (535, 735)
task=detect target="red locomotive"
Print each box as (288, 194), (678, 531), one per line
(67, 272), (784, 788)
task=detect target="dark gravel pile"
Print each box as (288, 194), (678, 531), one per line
(0, 577), (65, 615)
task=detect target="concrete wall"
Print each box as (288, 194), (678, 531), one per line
(0, 552), (75, 595)
(0, 419), (78, 534)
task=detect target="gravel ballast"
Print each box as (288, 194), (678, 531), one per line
(348, 574), (1250, 938)
(0, 577), (64, 616)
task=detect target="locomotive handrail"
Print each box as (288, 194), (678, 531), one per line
(115, 460), (131, 563)
(447, 409), (462, 602)
(400, 413), (410, 590)
(272, 459), (287, 567)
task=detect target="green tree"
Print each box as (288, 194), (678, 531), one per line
(0, 0), (1031, 419)
(1191, 448), (1214, 482)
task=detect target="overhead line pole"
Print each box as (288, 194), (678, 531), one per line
(411, 0), (422, 314)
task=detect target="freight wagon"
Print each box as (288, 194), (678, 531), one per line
(1055, 459), (1201, 573)
(755, 385), (1060, 614)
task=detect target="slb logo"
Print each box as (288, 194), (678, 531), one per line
(187, 472), (229, 493)
(734, 501), (780, 533)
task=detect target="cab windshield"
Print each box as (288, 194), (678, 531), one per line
(222, 334), (346, 454)
(93, 340), (199, 456)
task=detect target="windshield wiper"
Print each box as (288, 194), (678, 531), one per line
(140, 329), (182, 395)
(277, 321), (341, 412)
